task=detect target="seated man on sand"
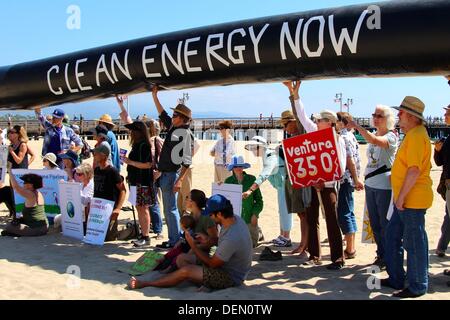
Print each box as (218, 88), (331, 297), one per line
(128, 194), (253, 291)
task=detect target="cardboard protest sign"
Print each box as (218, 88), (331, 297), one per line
(282, 127), (344, 188)
(83, 197), (114, 246)
(11, 169), (68, 221)
(58, 181), (84, 240)
(117, 251), (165, 276)
(212, 183), (243, 217)
(0, 145), (8, 183)
(361, 202), (375, 244)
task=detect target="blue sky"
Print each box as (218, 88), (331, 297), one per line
(0, 0), (449, 119)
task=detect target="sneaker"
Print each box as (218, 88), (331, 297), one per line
(154, 233), (164, 240)
(380, 278), (404, 290)
(273, 236), (292, 247)
(271, 236), (283, 244)
(132, 237), (150, 247)
(156, 242), (174, 249)
(392, 288), (424, 299)
(260, 249), (282, 261)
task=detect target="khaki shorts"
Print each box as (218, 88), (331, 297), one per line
(203, 266), (235, 290)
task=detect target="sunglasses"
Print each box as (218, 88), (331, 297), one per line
(172, 113), (181, 118)
(317, 118), (330, 123)
(372, 113), (385, 119)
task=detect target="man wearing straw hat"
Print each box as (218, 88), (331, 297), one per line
(96, 114), (121, 171)
(151, 86), (194, 249)
(382, 96), (433, 298)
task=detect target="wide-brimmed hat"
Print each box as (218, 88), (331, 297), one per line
(96, 114), (115, 126)
(217, 120), (232, 129)
(125, 121), (148, 132)
(171, 104), (192, 119)
(20, 174), (43, 190)
(227, 155), (251, 171)
(316, 109), (338, 123)
(42, 153), (58, 167)
(392, 96), (425, 121)
(245, 136), (268, 151)
(59, 150), (80, 168)
(444, 104), (450, 111)
(278, 110), (296, 125)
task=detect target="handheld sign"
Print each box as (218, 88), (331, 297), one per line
(282, 127), (343, 188)
(58, 181), (84, 240)
(84, 197), (114, 246)
(212, 183), (243, 217)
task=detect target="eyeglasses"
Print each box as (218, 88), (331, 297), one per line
(372, 113), (385, 119)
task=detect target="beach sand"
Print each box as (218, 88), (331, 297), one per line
(0, 139), (449, 300)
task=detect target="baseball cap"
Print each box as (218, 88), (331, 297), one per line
(204, 194), (231, 216)
(93, 141), (111, 157)
(52, 108), (65, 119)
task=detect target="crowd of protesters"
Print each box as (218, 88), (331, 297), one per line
(0, 78), (449, 297)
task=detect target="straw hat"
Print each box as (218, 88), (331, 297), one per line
(278, 110), (296, 125)
(392, 96), (425, 121)
(96, 114), (115, 126)
(42, 153), (58, 167)
(171, 104), (192, 119)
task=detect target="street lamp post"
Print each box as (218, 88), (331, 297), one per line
(346, 98), (353, 113)
(335, 93), (343, 112)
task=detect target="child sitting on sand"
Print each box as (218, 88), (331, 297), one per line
(154, 214), (196, 273)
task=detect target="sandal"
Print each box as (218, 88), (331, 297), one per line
(344, 250), (356, 259)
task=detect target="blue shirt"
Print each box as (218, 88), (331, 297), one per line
(106, 131), (121, 171)
(37, 112), (82, 156)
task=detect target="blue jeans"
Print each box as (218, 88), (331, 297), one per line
(337, 182), (357, 235)
(150, 182), (163, 234)
(385, 207), (429, 295)
(365, 186), (391, 260)
(159, 172), (181, 246)
(437, 207), (450, 252)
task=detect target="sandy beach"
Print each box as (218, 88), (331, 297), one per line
(0, 139), (449, 300)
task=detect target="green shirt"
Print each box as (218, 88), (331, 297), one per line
(225, 172), (263, 224)
(194, 215), (216, 235)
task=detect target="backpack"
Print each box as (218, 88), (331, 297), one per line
(79, 138), (91, 160)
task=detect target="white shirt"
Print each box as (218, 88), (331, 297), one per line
(211, 135), (236, 166)
(81, 179), (94, 221)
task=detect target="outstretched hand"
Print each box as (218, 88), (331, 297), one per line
(282, 80), (301, 99)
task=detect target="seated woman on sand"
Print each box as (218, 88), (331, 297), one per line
(1, 172), (48, 237)
(174, 189), (219, 270)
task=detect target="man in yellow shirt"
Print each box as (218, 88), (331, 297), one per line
(382, 96), (433, 298)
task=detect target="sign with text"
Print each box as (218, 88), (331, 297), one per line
(282, 128), (343, 188)
(58, 181), (84, 240)
(212, 183), (243, 217)
(83, 197), (114, 246)
(0, 145), (8, 183)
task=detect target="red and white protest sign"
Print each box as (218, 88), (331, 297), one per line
(282, 127), (344, 188)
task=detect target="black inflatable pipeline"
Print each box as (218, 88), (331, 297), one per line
(0, 0), (449, 109)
